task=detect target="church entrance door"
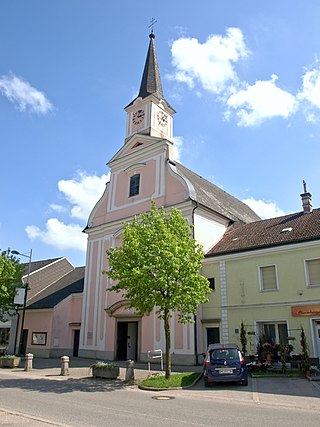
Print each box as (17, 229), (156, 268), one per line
(116, 321), (138, 361)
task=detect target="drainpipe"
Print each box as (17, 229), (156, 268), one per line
(192, 201), (199, 365)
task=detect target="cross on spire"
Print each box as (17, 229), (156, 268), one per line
(148, 17), (157, 34)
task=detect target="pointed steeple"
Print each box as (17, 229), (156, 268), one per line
(126, 32), (166, 108)
(137, 32), (163, 100)
(124, 31), (175, 142)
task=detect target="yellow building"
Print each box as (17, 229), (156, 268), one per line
(201, 187), (320, 364)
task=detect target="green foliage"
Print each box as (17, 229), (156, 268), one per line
(107, 201), (210, 320)
(300, 327), (310, 372)
(106, 200), (211, 378)
(0, 250), (23, 321)
(140, 372), (200, 388)
(240, 321), (247, 354)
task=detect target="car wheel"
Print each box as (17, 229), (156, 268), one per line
(240, 379), (248, 386)
(204, 378), (210, 388)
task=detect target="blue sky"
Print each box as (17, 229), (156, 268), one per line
(1, 1), (320, 267)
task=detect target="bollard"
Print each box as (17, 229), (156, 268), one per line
(125, 359), (135, 381)
(60, 355), (69, 376)
(24, 353), (33, 371)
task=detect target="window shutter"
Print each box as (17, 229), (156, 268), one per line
(261, 266), (277, 290)
(307, 259), (320, 286)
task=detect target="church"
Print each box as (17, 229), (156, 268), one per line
(79, 31), (259, 365)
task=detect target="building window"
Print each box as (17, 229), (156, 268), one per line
(305, 259), (320, 287)
(208, 278), (215, 291)
(259, 265), (278, 291)
(259, 322), (288, 345)
(129, 174), (140, 197)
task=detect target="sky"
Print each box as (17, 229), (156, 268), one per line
(1, 1), (320, 267)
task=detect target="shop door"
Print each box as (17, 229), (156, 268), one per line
(206, 327), (220, 346)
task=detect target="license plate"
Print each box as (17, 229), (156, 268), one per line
(219, 369), (233, 374)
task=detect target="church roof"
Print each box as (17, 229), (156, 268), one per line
(22, 257), (65, 275)
(27, 267), (85, 309)
(206, 208), (320, 257)
(174, 162), (260, 224)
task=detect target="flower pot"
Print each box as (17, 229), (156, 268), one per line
(92, 366), (120, 379)
(0, 356), (21, 368)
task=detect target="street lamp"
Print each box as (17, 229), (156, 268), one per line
(11, 249), (32, 356)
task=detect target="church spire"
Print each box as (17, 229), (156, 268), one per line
(124, 30), (175, 143)
(137, 32), (163, 100)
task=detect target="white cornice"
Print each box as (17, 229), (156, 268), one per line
(85, 200), (194, 238)
(221, 299), (320, 310)
(108, 136), (170, 168)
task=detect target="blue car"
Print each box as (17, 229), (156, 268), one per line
(203, 343), (248, 387)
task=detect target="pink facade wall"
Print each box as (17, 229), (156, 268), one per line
(23, 312), (53, 351)
(83, 135), (200, 363)
(52, 296), (82, 349)
(22, 294), (82, 354)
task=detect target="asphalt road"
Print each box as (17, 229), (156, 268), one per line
(0, 368), (319, 426)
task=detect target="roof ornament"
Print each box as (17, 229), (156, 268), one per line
(148, 17), (157, 38)
(303, 180), (307, 193)
(301, 180), (312, 214)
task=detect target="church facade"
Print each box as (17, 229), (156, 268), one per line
(79, 32), (259, 364)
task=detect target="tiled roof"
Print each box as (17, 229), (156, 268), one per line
(174, 162), (260, 224)
(21, 257), (74, 301)
(22, 258), (64, 275)
(206, 208), (320, 257)
(27, 267), (85, 309)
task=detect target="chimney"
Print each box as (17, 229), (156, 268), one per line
(300, 180), (313, 213)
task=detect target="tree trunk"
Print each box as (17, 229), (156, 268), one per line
(164, 308), (171, 379)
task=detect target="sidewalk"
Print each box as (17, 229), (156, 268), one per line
(10, 357), (202, 382)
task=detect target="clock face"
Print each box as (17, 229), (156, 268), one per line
(157, 111), (168, 127)
(132, 109), (145, 125)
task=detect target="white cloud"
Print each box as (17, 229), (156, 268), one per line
(26, 171), (109, 252)
(26, 219), (87, 251)
(242, 197), (286, 219)
(58, 171), (110, 220)
(226, 75), (297, 126)
(49, 203), (67, 214)
(172, 136), (183, 162)
(298, 64), (320, 108)
(297, 62), (320, 122)
(0, 73), (53, 115)
(170, 28), (249, 95)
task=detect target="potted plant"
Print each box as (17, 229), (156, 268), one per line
(0, 355), (21, 368)
(91, 362), (120, 379)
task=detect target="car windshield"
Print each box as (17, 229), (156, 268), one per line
(210, 348), (239, 362)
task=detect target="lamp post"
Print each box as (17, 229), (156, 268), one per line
(11, 249), (32, 356)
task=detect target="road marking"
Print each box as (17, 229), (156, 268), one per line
(251, 377), (260, 404)
(0, 407), (72, 426)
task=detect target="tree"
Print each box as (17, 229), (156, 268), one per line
(106, 200), (211, 379)
(0, 250), (23, 321)
(300, 326), (310, 372)
(240, 321), (247, 355)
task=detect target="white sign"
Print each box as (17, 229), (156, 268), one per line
(14, 288), (25, 305)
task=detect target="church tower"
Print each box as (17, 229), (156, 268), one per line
(124, 31), (175, 144)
